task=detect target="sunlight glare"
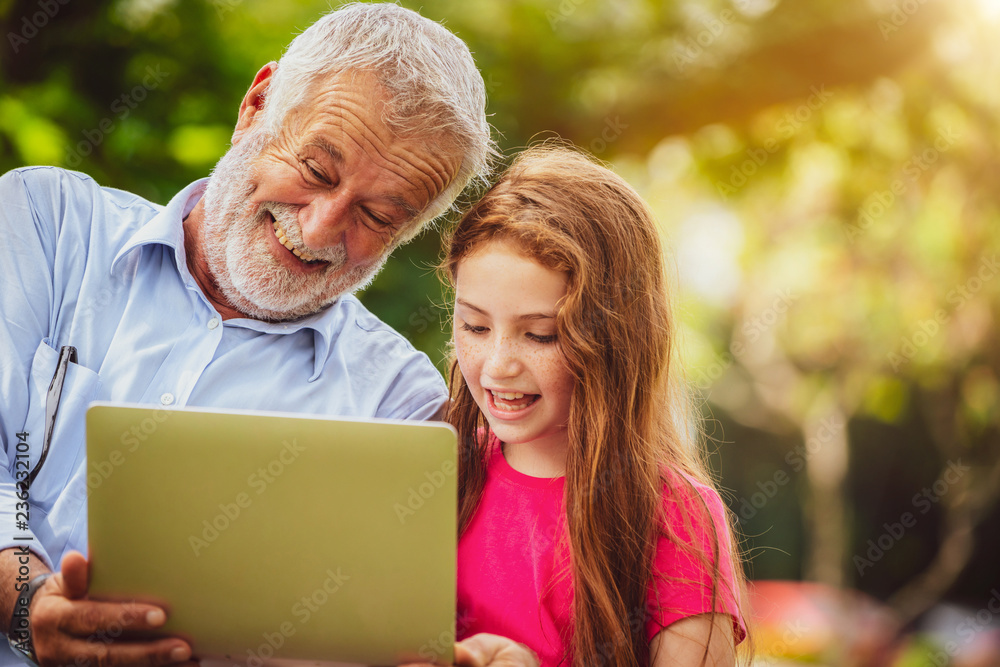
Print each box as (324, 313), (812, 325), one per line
(971, 0), (1000, 20)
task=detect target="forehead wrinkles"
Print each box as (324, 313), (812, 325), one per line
(343, 116), (456, 208)
(308, 83), (457, 206)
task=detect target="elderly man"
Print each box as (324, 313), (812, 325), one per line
(0, 4), (518, 666)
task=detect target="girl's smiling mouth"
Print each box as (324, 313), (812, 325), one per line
(487, 389), (540, 414)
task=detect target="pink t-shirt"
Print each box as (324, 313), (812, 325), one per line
(456, 437), (746, 665)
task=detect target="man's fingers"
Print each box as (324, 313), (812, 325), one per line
(59, 550), (89, 599)
(54, 637), (191, 667)
(39, 598), (167, 637)
(30, 574), (179, 667)
(31, 595), (189, 667)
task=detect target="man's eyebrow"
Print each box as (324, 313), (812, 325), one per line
(456, 299), (555, 321)
(386, 195), (419, 220)
(307, 138), (344, 164)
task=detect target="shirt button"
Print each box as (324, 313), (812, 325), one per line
(160, 393), (175, 406)
(207, 317), (220, 330)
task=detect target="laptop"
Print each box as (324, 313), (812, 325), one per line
(86, 403), (457, 666)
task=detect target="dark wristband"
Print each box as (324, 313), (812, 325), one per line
(8, 572), (52, 665)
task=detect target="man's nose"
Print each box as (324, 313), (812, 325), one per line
(298, 190), (352, 250)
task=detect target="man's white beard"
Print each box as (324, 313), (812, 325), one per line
(199, 129), (388, 322)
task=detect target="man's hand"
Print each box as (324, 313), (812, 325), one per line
(29, 551), (195, 667)
(453, 634), (539, 667)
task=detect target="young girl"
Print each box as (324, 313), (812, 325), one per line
(443, 145), (749, 667)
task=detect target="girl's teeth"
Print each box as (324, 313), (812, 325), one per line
(491, 390), (533, 412)
(493, 391), (524, 400)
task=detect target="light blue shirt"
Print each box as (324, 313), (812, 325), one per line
(0, 167), (448, 575)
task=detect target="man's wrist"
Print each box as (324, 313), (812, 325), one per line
(7, 572), (51, 665)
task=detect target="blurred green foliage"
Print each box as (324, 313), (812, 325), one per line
(3, 0), (1000, 652)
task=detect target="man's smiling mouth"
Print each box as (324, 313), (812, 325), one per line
(270, 215), (325, 264)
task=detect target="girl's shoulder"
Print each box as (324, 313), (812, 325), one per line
(657, 467), (731, 543)
(651, 466), (749, 644)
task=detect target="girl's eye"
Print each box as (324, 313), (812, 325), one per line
(460, 322), (487, 334)
(527, 333), (557, 344)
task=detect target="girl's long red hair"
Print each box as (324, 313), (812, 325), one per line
(444, 145), (748, 666)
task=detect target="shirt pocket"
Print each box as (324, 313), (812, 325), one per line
(15, 339), (102, 511)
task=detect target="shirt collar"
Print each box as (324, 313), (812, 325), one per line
(110, 178), (340, 381)
(224, 309), (339, 382)
(111, 178), (208, 278)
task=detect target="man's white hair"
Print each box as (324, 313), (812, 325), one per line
(259, 2), (496, 244)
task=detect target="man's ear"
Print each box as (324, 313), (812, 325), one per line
(232, 61), (277, 145)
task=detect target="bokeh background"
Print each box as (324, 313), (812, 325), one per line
(2, 0), (999, 664)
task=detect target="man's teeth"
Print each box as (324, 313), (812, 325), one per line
(272, 219), (318, 262)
